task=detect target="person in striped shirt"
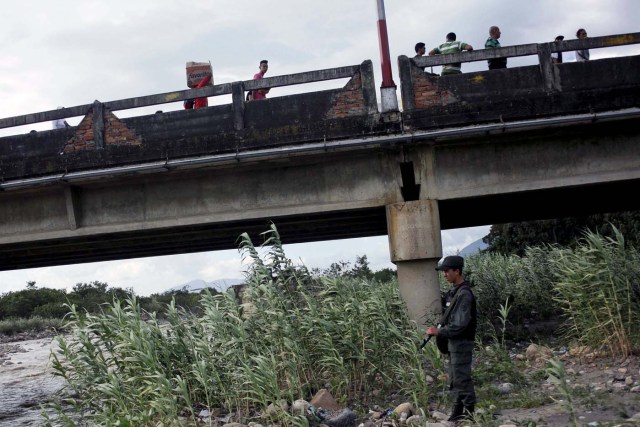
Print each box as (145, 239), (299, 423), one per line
(428, 32), (473, 75)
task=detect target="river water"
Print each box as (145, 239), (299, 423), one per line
(0, 337), (67, 426)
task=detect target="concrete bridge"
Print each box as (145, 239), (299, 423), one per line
(1, 33), (639, 325)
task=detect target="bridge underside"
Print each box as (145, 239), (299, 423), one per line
(2, 178), (639, 270)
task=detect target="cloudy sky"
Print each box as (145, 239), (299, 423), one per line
(1, 0), (638, 295)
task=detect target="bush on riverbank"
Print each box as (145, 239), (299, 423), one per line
(0, 316), (65, 338)
(0, 280), (217, 335)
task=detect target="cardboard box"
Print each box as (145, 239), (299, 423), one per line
(186, 61), (213, 88)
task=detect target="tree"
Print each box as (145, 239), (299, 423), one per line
(484, 211), (640, 256)
(350, 255), (373, 279)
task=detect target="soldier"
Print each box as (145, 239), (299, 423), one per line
(426, 255), (477, 422)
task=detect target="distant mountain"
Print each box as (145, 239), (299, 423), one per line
(458, 238), (488, 256)
(165, 278), (244, 294)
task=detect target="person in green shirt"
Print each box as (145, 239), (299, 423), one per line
(428, 32), (473, 75)
(485, 25), (507, 69)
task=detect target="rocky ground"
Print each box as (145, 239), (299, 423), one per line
(490, 345), (640, 427)
(1, 331), (639, 426)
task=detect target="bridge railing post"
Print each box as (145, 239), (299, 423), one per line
(360, 60), (380, 115)
(537, 43), (560, 93)
(92, 100), (105, 149)
(397, 56), (415, 111)
(231, 82), (245, 131)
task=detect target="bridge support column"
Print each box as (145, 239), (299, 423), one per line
(386, 199), (442, 329)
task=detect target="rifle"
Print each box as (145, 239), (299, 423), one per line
(420, 334), (433, 350)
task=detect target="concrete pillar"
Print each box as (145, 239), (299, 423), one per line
(386, 199), (443, 329)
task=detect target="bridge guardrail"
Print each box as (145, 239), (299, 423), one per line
(412, 32), (640, 69)
(400, 32), (640, 110)
(0, 63), (365, 132)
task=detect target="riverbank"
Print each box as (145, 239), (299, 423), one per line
(2, 332), (639, 426)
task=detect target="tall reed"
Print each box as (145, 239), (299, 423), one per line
(46, 224), (437, 426)
(552, 227), (640, 357)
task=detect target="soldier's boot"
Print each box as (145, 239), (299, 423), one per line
(462, 404), (475, 420)
(448, 402), (464, 422)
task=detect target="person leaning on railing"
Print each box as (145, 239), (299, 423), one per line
(428, 32), (473, 75)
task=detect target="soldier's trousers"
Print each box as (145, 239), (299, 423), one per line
(449, 350), (476, 406)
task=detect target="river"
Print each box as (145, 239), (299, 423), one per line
(0, 337), (66, 426)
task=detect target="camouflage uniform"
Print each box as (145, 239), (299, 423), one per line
(439, 280), (477, 417)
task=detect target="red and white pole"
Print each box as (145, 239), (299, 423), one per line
(376, 0), (398, 112)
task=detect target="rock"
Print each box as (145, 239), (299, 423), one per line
(497, 382), (514, 393)
(291, 399), (309, 415)
(393, 402), (413, 416)
(370, 411), (382, 420)
(525, 344), (552, 362)
(631, 385), (640, 393)
(324, 408), (356, 427)
(431, 410), (449, 420)
(222, 423), (248, 427)
(406, 415), (424, 425)
(310, 389), (340, 411)
(265, 400), (289, 417)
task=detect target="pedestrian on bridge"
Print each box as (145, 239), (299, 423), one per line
(551, 35), (565, 64)
(485, 26), (507, 69)
(428, 32), (473, 75)
(52, 107), (70, 129)
(251, 60), (270, 100)
(184, 73), (212, 109)
(575, 28), (590, 62)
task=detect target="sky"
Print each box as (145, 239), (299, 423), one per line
(1, 0), (638, 295)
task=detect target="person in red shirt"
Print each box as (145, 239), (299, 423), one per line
(251, 60), (269, 100)
(184, 74), (212, 109)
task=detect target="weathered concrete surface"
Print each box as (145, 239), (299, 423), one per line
(387, 200), (443, 326)
(400, 55), (640, 129)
